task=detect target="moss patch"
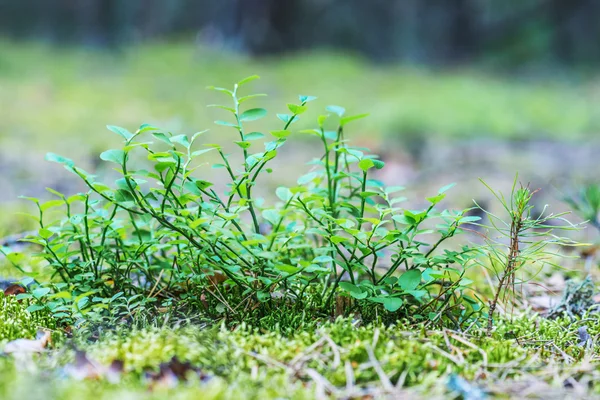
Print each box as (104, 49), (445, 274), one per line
(1, 299), (599, 399)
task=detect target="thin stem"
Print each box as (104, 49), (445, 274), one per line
(232, 86), (262, 236)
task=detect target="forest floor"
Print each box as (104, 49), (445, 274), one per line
(1, 292), (600, 399)
(1, 42), (600, 399)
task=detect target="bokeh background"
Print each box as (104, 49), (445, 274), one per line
(1, 0), (600, 237)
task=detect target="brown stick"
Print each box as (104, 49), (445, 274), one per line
(487, 216), (522, 336)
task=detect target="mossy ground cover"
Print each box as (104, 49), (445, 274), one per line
(1, 292), (599, 399)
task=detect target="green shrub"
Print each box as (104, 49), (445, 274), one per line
(6, 76), (509, 327)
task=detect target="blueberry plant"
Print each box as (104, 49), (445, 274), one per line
(10, 76), (486, 327)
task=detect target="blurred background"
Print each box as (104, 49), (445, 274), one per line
(1, 0), (600, 237)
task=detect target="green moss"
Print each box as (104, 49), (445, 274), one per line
(0, 293), (57, 343)
(0, 311), (599, 399)
(0, 362), (315, 400)
(72, 315), (600, 394)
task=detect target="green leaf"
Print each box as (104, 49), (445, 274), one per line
(275, 264), (301, 274)
(360, 191), (379, 199)
(262, 209), (280, 225)
(339, 282), (367, 299)
(317, 115), (328, 127)
(15, 293), (31, 302)
(207, 104), (236, 113)
(45, 153), (74, 168)
(391, 215), (411, 225)
(235, 141), (251, 149)
(239, 94), (267, 104)
(427, 193), (446, 205)
(370, 297), (404, 312)
(100, 149), (126, 165)
(38, 228), (54, 239)
(26, 304), (46, 313)
(277, 114), (292, 123)
(299, 129), (322, 137)
(6, 253), (26, 266)
(270, 130), (292, 139)
(49, 291), (72, 300)
(358, 159), (375, 172)
(297, 171), (318, 185)
(191, 130), (209, 143)
(40, 200), (64, 212)
(152, 132), (172, 145)
(170, 134), (190, 148)
(237, 75), (260, 86)
(214, 120), (239, 128)
(372, 159), (385, 169)
(191, 148), (216, 157)
(340, 113), (369, 126)
(240, 108), (267, 122)
(406, 290), (428, 299)
(287, 104), (307, 115)
(189, 217), (209, 228)
(399, 269), (422, 291)
(206, 86), (233, 96)
(256, 291), (271, 302)
(194, 180), (214, 190)
(326, 105), (345, 117)
(422, 268), (444, 282)
(136, 123), (159, 134)
(299, 95), (317, 103)
(312, 255), (333, 263)
(459, 216), (481, 223)
(106, 125), (133, 141)
(438, 183), (456, 194)
(45, 188), (63, 199)
(32, 287), (51, 299)
(244, 132), (265, 141)
(330, 235), (349, 244)
(275, 187), (293, 202)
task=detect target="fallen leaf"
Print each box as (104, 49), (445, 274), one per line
(579, 245), (598, 258)
(63, 325), (73, 338)
(3, 330), (51, 354)
(144, 356), (210, 389)
(4, 283), (26, 296)
(208, 271), (227, 286)
(63, 350), (124, 383)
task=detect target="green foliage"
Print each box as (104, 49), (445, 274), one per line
(2, 312), (600, 400)
(475, 175), (580, 334)
(9, 76), (487, 328)
(0, 292), (56, 342)
(563, 183), (600, 233)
